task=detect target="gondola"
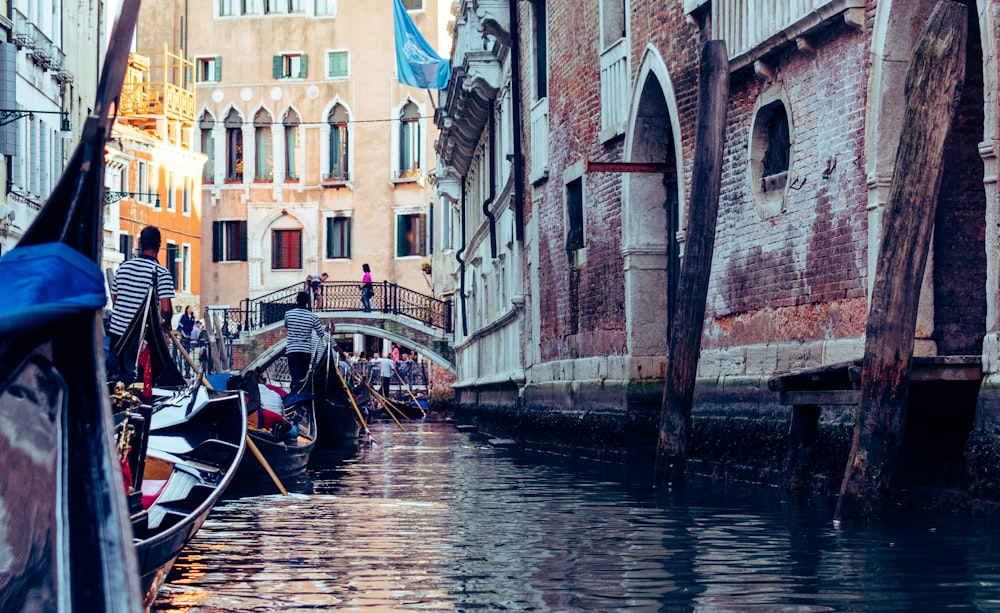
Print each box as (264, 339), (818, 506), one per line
(0, 2), (146, 611)
(228, 369), (318, 491)
(311, 340), (368, 445)
(113, 292), (247, 609)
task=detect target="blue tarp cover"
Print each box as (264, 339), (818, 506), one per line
(0, 242), (106, 335)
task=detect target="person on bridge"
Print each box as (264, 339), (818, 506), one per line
(360, 263), (373, 312)
(284, 291), (327, 393)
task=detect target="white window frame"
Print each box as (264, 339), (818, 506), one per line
(323, 210), (353, 261)
(166, 171), (176, 211)
(563, 159), (587, 266)
(390, 98), (424, 183)
(181, 243), (192, 293)
(182, 175), (192, 216)
(394, 206), (427, 259)
(326, 49), (349, 79)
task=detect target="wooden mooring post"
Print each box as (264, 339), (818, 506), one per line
(655, 40), (729, 485)
(835, 1), (967, 521)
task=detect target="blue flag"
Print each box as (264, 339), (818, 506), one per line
(393, 0), (450, 90)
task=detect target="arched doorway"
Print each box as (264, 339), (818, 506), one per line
(623, 49), (684, 366)
(867, 0), (988, 358)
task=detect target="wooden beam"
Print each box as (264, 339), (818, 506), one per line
(779, 390), (860, 406)
(835, 0), (968, 522)
(583, 160), (675, 174)
(655, 39), (729, 485)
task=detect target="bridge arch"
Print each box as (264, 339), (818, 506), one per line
(237, 313), (456, 375)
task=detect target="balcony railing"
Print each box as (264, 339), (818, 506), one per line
(121, 46), (196, 124)
(711, 0), (865, 65)
(218, 280), (454, 335)
(599, 38), (629, 141)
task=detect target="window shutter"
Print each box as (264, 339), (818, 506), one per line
(345, 218), (352, 258)
(272, 55), (283, 79)
(416, 121), (422, 169)
(396, 216), (406, 257)
(215, 56), (223, 81)
(417, 215), (426, 255)
(212, 221), (223, 262)
(238, 220), (248, 261)
(299, 54), (308, 78)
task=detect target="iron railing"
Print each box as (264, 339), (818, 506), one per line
(219, 280), (453, 335)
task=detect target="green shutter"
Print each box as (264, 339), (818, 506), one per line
(212, 221), (223, 262)
(417, 214), (426, 255)
(215, 56), (222, 81)
(345, 218), (352, 258)
(238, 220), (248, 261)
(397, 216), (406, 257)
(299, 54), (308, 78)
(325, 217), (333, 259)
(330, 51), (347, 77)
(273, 55), (283, 78)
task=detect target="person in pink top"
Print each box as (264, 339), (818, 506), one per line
(360, 263), (373, 312)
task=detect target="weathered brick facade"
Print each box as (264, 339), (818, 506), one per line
(438, 0), (1000, 504)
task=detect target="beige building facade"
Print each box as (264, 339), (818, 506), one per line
(138, 0), (444, 319)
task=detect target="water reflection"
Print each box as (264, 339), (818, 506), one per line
(153, 421), (1000, 612)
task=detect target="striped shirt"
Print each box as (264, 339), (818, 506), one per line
(284, 307), (325, 353)
(109, 255), (175, 335)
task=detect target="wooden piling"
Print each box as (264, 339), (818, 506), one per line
(835, 1), (967, 521)
(655, 40), (729, 485)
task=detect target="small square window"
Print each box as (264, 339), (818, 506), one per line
(272, 229), (302, 269)
(274, 53), (308, 79)
(396, 213), (426, 258)
(401, 0), (423, 10)
(197, 57), (221, 82)
(326, 217), (351, 259)
(213, 220), (248, 262)
(327, 51), (348, 78)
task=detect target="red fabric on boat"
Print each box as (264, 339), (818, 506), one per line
(141, 479), (167, 510)
(265, 383), (287, 398)
(256, 409), (289, 430)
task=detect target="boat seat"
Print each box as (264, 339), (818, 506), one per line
(141, 479), (168, 510)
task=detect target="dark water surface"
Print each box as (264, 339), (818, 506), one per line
(152, 420), (1000, 612)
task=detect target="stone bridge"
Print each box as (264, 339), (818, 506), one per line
(223, 309), (456, 375)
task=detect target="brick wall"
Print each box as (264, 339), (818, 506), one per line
(533, 0), (702, 363)
(707, 21), (870, 349)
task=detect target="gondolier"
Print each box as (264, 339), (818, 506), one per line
(108, 225), (175, 385)
(285, 291), (327, 392)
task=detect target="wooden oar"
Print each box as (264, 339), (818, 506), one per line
(244, 435), (288, 496)
(347, 360), (409, 431)
(167, 330), (288, 496)
(394, 368), (426, 417)
(356, 371), (409, 431)
(330, 349), (385, 440)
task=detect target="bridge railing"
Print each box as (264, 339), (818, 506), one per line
(219, 280), (453, 334)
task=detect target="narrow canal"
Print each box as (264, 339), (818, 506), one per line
(153, 420), (1000, 612)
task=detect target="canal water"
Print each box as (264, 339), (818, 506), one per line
(152, 420), (1000, 612)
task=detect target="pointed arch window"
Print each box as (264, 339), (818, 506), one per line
(398, 101), (421, 179)
(224, 109), (243, 183)
(284, 110), (300, 181)
(326, 104), (349, 181)
(199, 112), (215, 183)
(254, 109), (273, 182)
